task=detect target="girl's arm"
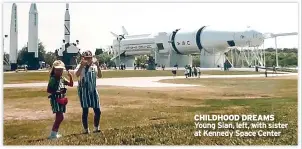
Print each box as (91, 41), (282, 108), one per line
(63, 71), (74, 87)
(96, 66), (102, 78)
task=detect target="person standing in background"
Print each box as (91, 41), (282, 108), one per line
(184, 66), (189, 78)
(193, 66), (197, 77)
(197, 67), (201, 78)
(273, 65), (277, 74)
(188, 65), (192, 77)
(172, 65), (177, 77)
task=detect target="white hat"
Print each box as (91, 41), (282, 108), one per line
(52, 60), (65, 69)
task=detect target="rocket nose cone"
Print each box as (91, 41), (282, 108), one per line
(34, 3), (37, 11)
(29, 3), (37, 13)
(12, 3), (17, 10)
(29, 3), (34, 12)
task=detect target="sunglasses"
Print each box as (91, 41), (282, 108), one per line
(84, 57), (92, 60)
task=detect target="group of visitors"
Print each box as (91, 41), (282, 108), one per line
(184, 65), (201, 78)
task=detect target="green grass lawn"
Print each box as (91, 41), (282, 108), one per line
(4, 70), (265, 84)
(3, 77), (297, 145)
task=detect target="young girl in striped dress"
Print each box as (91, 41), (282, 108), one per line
(47, 60), (73, 139)
(75, 50), (103, 134)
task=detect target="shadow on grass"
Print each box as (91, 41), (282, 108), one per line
(27, 132), (83, 143)
(27, 131), (108, 145)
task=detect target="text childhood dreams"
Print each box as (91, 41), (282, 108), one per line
(194, 114), (275, 122)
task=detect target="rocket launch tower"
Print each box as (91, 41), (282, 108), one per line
(56, 3), (80, 70)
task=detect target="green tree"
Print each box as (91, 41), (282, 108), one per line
(38, 42), (46, 61)
(44, 51), (57, 66)
(17, 46), (28, 65)
(95, 48), (103, 55)
(96, 53), (113, 65)
(135, 55), (148, 65)
(283, 52), (297, 66)
(17, 42), (46, 65)
(264, 51), (297, 67)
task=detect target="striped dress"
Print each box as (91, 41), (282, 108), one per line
(47, 76), (68, 113)
(76, 64), (100, 109)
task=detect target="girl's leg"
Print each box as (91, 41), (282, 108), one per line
(82, 108), (89, 133)
(93, 108), (101, 132)
(49, 112), (64, 139)
(52, 112), (64, 132)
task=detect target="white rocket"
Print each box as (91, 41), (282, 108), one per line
(9, 3), (18, 67)
(58, 3), (71, 56)
(111, 26), (265, 56)
(168, 26), (265, 55)
(28, 3), (38, 58)
(64, 3), (70, 43)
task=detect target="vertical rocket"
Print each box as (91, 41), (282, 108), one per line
(60, 3), (78, 69)
(64, 3), (70, 43)
(9, 3), (18, 69)
(28, 3), (38, 58)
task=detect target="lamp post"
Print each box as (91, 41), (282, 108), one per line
(117, 35), (125, 68)
(3, 35), (8, 51)
(3, 35), (9, 64)
(118, 37), (121, 67)
(263, 43), (265, 67)
(274, 37), (278, 67)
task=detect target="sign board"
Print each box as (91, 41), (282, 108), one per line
(124, 44), (154, 51)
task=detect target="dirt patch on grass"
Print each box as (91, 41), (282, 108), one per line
(268, 75), (298, 80)
(4, 108), (53, 120)
(4, 77), (296, 121)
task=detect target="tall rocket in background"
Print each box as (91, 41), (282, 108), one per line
(28, 3), (38, 58)
(57, 3), (79, 70)
(64, 3), (70, 43)
(9, 3), (18, 70)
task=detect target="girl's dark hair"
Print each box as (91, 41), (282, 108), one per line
(50, 67), (56, 77)
(50, 67), (54, 76)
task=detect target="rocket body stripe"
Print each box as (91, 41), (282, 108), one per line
(196, 26), (206, 52)
(64, 25), (70, 35)
(170, 29), (182, 54)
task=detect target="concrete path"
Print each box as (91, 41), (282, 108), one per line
(2, 67), (271, 73)
(3, 73), (297, 88)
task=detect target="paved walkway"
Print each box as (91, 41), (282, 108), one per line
(3, 73), (297, 88)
